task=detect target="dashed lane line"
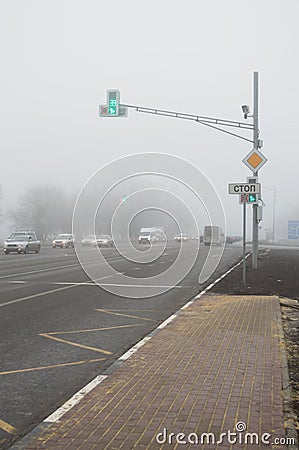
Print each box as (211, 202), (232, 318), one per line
(0, 358), (106, 376)
(0, 419), (17, 435)
(0, 276), (112, 308)
(0, 254), (126, 281)
(98, 283), (183, 288)
(0, 261), (83, 280)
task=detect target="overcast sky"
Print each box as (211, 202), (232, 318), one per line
(0, 0), (298, 238)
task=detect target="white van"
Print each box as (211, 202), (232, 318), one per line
(138, 227), (165, 244)
(203, 226), (225, 246)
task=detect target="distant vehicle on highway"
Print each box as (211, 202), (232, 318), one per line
(81, 235), (98, 247)
(4, 235), (41, 254)
(174, 233), (191, 242)
(203, 226), (225, 246)
(226, 235), (242, 244)
(97, 235), (114, 248)
(52, 234), (74, 248)
(138, 228), (165, 244)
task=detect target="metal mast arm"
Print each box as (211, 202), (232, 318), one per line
(121, 104), (254, 143)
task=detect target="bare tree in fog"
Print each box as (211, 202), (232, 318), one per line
(9, 185), (73, 240)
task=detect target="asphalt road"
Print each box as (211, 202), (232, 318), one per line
(0, 242), (243, 449)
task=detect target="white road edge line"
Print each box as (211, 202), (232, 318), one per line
(41, 255), (249, 424)
(45, 375), (108, 423)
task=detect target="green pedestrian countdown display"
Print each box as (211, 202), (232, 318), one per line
(99, 90), (127, 117)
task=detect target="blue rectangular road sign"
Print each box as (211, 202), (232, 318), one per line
(288, 220), (299, 239)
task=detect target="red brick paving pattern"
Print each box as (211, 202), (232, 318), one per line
(26, 295), (289, 449)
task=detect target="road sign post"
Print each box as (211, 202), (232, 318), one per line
(229, 180), (261, 284)
(228, 183), (261, 195)
(243, 201), (247, 285)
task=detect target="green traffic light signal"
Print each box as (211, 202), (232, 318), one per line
(108, 90), (119, 115)
(249, 194), (257, 202)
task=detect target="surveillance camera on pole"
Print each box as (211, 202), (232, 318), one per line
(241, 105), (250, 119)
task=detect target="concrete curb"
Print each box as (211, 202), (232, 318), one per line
(277, 300), (298, 449)
(10, 254), (251, 449)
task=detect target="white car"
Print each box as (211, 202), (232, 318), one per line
(97, 235), (114, 248)
(174, 233), (190, 242)
(81, 235), (98, 247)
(4, 235), (41, 254)
(52, 234), (74, 248)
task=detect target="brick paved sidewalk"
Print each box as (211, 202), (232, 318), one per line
(13, 295), (296, 449)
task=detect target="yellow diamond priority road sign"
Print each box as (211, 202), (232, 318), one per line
(242, 148), (268, 173)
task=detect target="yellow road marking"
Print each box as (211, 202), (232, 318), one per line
(95, 308), (156, 322)
(0, 358), (105, 376)
(39, 333), (113, 355)
(100, 309), (166, 312)
(45, 323), (146, 336)
(0, 419), (17, 435)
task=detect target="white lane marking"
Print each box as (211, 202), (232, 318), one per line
(0, 254), (128, 281)
(0, 276), (112, 308)
(0, 262), (84, 281)
(181, 301), (194, 310)
(45, 375), (108, 423)
(157, 314), (177, 329)
(8, 281), (27, 284)
(50, 282), (96, 286)
(99, 283), (183, 288)
(133, 267), (141, 270)
(41, 256), (247, 426)
(118, 336), (152, 361)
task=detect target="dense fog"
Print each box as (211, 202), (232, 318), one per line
(0, 0), (298, 242)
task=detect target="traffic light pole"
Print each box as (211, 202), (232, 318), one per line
(101, 73), (262, 270)
(252, 72), (259, 269)
(243, 201), (247, 285)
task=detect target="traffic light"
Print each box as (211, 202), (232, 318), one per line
(107, 90), (119, 116)
(99, 90), (128, 117)
(240, 193), (259, 204)
(248, 194), (257, 203)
